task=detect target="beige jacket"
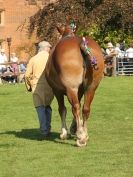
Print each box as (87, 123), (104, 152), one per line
(25, 51), (54, 107)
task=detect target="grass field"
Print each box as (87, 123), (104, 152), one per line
(0, 77), (133, 177)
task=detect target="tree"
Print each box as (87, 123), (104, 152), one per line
(28, 0), (133, 46)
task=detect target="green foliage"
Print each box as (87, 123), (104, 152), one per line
(78, 23), (133, 49)
(28, 0), (133, 47)
(0, 77), (133, 177)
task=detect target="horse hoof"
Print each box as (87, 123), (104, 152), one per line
(86, 135), (89, 141)
(76, 139), (87, 147)
(60, 128), (68, 140)
(60, 133), (67, 140)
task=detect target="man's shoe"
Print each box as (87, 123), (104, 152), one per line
(38, 132), (51, 141)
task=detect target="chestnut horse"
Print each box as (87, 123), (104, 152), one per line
(45, 24), (104, 147)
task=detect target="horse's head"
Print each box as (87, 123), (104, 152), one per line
(56, 19), (77, 38)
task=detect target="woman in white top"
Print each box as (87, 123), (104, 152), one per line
(126, 43), (133, 59)
(0, 49), (8, 73)
(115, 43), (125, 58)
(10, 52), (19, 73)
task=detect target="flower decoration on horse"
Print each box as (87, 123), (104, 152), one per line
(69, 19), (77, 33)
(69, 19), (98, 70)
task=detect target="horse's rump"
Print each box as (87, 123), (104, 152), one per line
(47, 37), (85, 91)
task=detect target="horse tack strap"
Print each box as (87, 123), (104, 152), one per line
(81, 37), (98, 70)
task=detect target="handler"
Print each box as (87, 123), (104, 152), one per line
(24, 41), (54, 138)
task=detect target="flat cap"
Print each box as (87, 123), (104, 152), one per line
(38, 41), (51, 49)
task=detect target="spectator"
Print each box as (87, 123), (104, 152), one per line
(10, 52), (19, 83)
(0, 49), (8, 74)
(105, 42), (117, 57)
(115, 43), (123, 58)
(24, 41), (54, 138)
(120, 41), (126, 51)
(125, 43), (133, 59)
(125, 43), (133, 74)
(10, 52), (19, 72)
(18, 62), (27, 83)
(19, 63), (26, 73)
(104, 42), (117, 76)
(1, 65), (15, 83)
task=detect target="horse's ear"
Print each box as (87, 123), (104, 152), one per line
(74, 22), (78, 32)
(66, 16), (71, 25)
(66, 16), (78, 33)
(56, 25), (65, 35)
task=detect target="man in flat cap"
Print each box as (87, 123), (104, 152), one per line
(25, 41), (54, 138)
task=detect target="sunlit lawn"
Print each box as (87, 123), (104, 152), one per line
(0, 76), (133, 177)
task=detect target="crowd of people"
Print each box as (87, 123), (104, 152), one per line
(0, 49), (26, 84)
(103, 42), (133, 76)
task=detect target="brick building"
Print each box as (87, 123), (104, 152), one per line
(0, 0), (56, 60)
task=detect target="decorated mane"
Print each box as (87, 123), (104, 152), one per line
(56, 17), (77, 37)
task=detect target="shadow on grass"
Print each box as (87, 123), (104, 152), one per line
(0, 128), (76, 146)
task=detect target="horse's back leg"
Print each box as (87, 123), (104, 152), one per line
(70, 88), (84, 135)
(66, 87), (87, 147)
(55, 92), (68, 140)
(82, 86), (97, 140)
